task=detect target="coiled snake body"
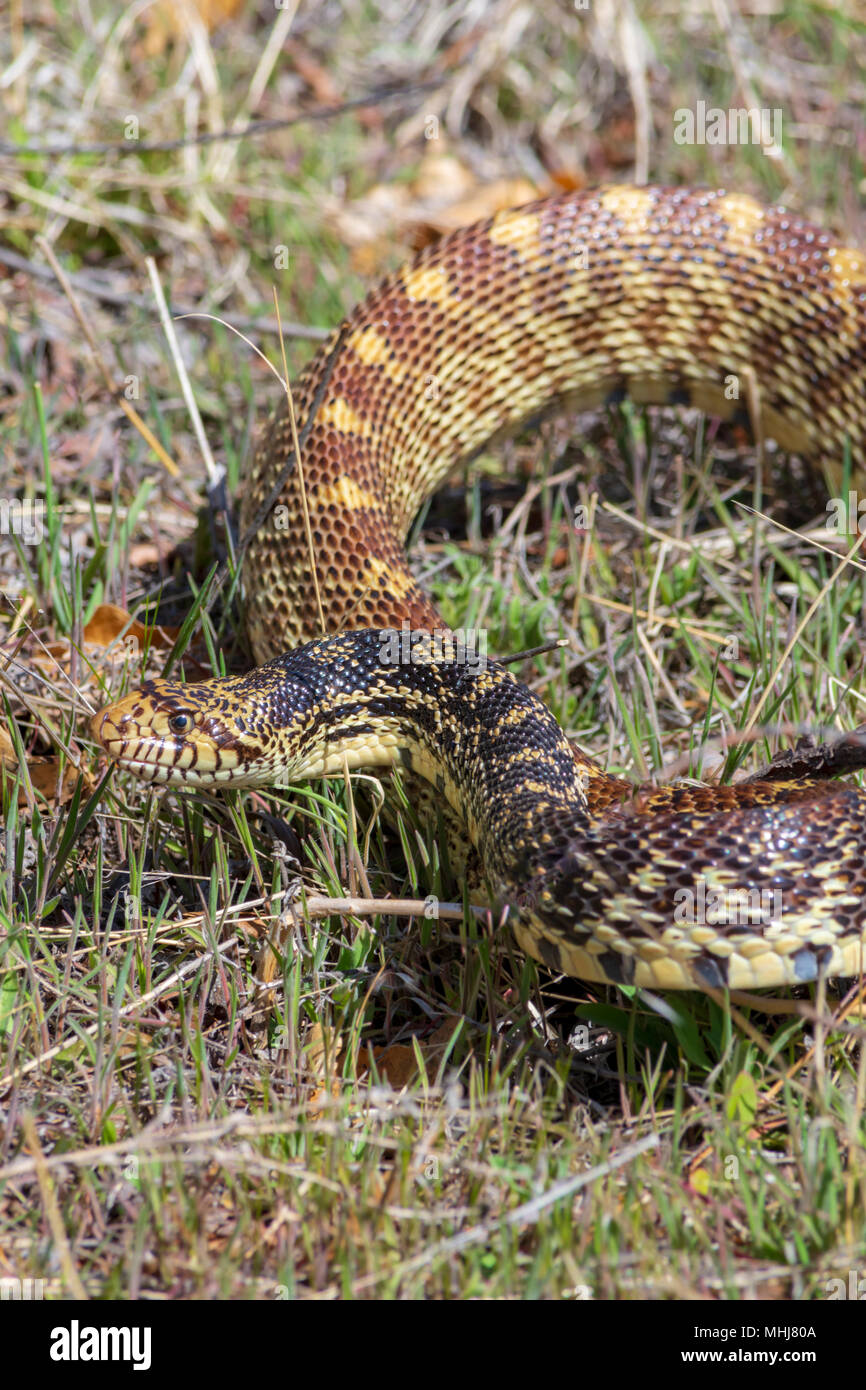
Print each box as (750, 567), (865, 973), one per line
(94, 187), (866, 991)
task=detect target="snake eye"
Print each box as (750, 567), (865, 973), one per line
(168, 711), (193, 735)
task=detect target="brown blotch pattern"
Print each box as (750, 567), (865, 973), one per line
(242, 186), (866, 660)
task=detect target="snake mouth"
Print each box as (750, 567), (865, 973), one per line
(100, 755), (182, 786)
(116, 761), (242, 787)
(95, 741), (247, 788)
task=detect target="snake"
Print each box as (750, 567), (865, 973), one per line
(92, 185), (866, 992)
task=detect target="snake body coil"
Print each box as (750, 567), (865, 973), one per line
(94, 186), (866, 991)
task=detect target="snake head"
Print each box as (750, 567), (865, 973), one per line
(89, 636), (394, 790)
(90, 678), (260, 787)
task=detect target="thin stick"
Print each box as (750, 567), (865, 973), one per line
(500, 637), (569, 665)
(299, 895), (480, 922)
(0, 79), (441, 158)
(353, 1132), (661, 1291)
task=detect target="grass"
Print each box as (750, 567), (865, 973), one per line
(0, 0), (865, 1301)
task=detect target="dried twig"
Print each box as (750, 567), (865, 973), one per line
(0, 79), (440, 158)
(0, 244), (327, 342)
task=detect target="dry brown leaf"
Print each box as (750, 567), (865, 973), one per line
(29, 605), (175, 691)
(417, 177), (542, 237)
(305, 1015), (463, 1105)
(548, 167), (587, 193)
(340, 184), (414, 252)
(143, 0), (243, 56)
(83, 603), (175, 653)
(335, 144), (545, 274)
(358, 1019), (463, 1089)
(29, 758), (94, 804)
(422, 1018), (463, 1065)
(2, 753), (94, 806)
(128, 543), (164, 568)
(0, 707), (89, 806)
(411, 152), (478, 205)
(358, 1043), (418, 1089)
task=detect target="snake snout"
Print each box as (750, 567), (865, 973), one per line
(90, 684), (253, 786)
(91, 705), (127, 747)
(90, 696), (144, 756)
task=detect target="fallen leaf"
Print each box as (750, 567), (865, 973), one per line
(726, 1071), (759, 1127)
(333, 142), (545, 274)
(305, 1023), (344, 1111)
(29, 758), (94, 804)
(128, 543), (164, 568)
(2, 751), (93, 806)
(358, 1043), (418, 1089)
(358, 1019), (463, 1088)
(83, 603), (176, 654)
(142, 0), (243, 55)
(414, 176), (542, 238)
(411, 153), (478, 205)
(690, 1168), (712, 1197)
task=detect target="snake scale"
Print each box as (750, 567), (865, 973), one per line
(94, 186), (866, 992)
